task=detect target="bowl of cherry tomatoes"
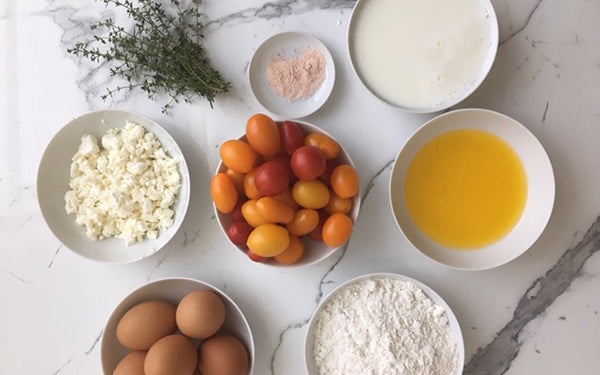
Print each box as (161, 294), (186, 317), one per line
(211, 114), (360, 267)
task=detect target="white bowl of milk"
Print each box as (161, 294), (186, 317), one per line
(348, 0), (498, 113)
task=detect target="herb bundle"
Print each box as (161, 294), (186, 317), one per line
(68, 0), (230, 112)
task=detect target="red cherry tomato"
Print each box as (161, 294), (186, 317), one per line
(291, 146), (326, 180)
(229, 199), (246, 222)
(254, 160), (291, 197)
(269, 155), (292, 179)
(247, 249), (267, 263)
(246, 114), (280, 157)
(307, 210), (328, 241)
(227, 221), (253, 247)
(280, 121), (305, 156)
(319, 159), (339, 186)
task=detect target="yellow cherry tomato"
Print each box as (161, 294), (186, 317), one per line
(241, 200), (272, 228)
(305, 133), (340, 160)
(331, 164), (360, 198)
(286, 209), (319, 237)
(220, 140), (257, 173)
(244, 168), (264, 200)
(211, 173), (238, 214)
(322, 213), (353, 247)
(275, 235), (304, 265)
(247, 224), (290, 257)
(325, 190), (353, 215)
(292, 180), (330, 209)
(256, 197), (295, 224)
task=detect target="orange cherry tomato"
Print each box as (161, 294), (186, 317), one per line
(220, 140), (257, 173)
(246, 224), (290, 257)
(287, 209), (319, 236)
(305, 133), (340, 160)
(241, 200), (272, 228)
(244, 168), (264, 200)
(292, 180), (330, 209)
(211, 173), (238, 214)
(256, 197), (295, 224)
(273, 188), (299, 211)
(246, 114), (280, 157)
(322, 213), (353, 247)
(225, 168), (245, 194)
(331, 164), (360, 198)
(275, 235), (304, 265)
(325, 190), (353, 215)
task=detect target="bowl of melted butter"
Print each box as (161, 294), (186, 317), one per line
(390, 108), (554, 270)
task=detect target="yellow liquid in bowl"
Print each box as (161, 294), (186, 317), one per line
(404, 129), (527, 249)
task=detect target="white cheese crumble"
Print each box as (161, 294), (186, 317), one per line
(64, 122), (181, 246)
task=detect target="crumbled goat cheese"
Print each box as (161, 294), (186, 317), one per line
(64, 122), (181, 245)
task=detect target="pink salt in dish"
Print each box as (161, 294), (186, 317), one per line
(249, 32), (335, 118)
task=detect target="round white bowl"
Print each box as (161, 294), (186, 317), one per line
(249, 32), (335, 118)
(347, 0), (498, 113)
(215, 120), (361, 268)
(37, 110), (190, 263)
(390, 108), (555, 270)
(101, 277), (255, 375)
(305, 272), (464, 375)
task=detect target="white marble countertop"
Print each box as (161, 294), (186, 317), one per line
(1, 0), (599, 374)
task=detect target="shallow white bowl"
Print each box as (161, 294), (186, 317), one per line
(101, 277), (255, 375)
(37, 110), (190, 263)
(305, 272), (464, 375)
(347, 0), (498, 113)
(249, 32), (335, 118)
(390, 108), (555, 270)
(215, 120), (360, 268)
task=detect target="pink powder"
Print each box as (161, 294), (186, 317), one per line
(266, 47), (326, 102)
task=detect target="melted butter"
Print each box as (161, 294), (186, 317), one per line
(404, 129), (527, 249)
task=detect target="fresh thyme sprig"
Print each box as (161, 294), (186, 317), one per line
(68, 0), (230, 113)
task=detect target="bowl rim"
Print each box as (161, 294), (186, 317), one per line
(213, 119), (361, 268)
(100, 276), (255, 375)
(389, 108), (556, 270)
(36, 109), (191, 264)
(248, 31), (336, 119)
(347, 0), (499, 113)
(303, 272), (465, 375)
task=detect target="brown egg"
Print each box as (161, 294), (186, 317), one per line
(176, 290), (226, 339)
(198, 334), (249, 375)
(144, 334), (198, 375)
(113, 351), (146, 375)
(116, 300), (177, 350)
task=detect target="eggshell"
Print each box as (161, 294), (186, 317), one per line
(198, 334), (249, 375)
(113, 351), (146, 375)
(144, 334), (198, 375)
(116, 300), (177, 350)
(176, 290), (226, 339)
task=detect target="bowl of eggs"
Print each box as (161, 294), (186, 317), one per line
(101, 277), (254, 375)
(211, 113), (361, 267)
(390, 108), (555, 270)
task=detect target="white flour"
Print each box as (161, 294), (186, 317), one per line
(313, 277), (459, 375)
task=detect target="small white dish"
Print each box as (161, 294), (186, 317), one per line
(214, 120), (360, 268)
(304, 272), (464, 375)
(348, 0), (498, 113)
(101, 277), (255, 375)
(37, 110), (190, 263)
(390, 108), (555, 270)
(249, 32), (335, 119)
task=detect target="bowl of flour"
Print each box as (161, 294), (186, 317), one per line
(305, 273), (464, 375)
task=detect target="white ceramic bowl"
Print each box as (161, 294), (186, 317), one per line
(249, 32), (335, 118)
(305, 272), (464, 375)
(37, 110), (190, 263)
(101, 277), (255, 375)
(390, 108), (555, 270)
(215, 120), (361, 268)
(348, 0), (498, 113)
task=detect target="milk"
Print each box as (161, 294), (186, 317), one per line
(351, 0), (495, 111)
